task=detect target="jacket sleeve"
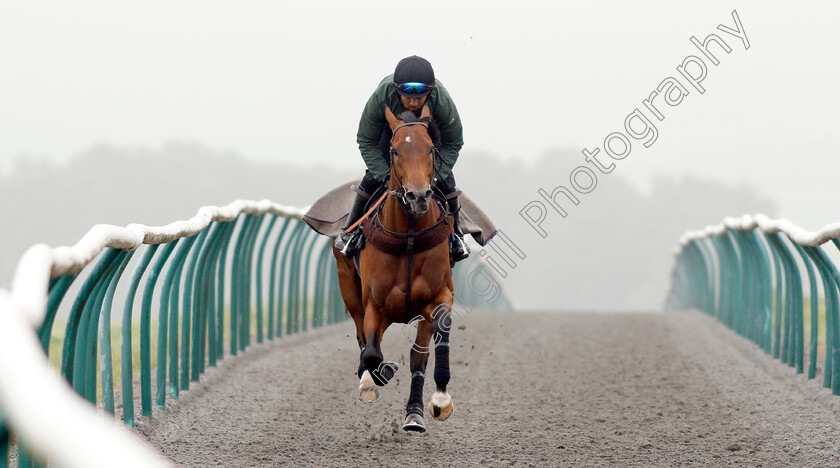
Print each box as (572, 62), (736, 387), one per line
(432, 84), (464, 181)
(356, 84), (391, 182)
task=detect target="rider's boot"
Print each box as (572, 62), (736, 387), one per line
(448, 197), (470, 263)
(334, 191), (369, 258)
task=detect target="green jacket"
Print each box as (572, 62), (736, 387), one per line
(356, 74), (464, 182)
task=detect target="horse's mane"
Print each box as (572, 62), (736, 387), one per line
(396, 110), (442, 148)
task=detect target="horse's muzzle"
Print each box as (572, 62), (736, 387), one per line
(404, 188), (433, 216)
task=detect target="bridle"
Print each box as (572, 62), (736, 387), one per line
(387, 121), (442, 207)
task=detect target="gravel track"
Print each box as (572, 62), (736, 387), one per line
(137, 310), (840, 467)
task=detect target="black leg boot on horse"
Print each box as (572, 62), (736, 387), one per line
(429, 305), (454, 420)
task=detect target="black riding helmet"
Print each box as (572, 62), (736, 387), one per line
(394, 55), (435, 98)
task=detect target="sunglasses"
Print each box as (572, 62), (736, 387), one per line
(395, 81), (434, 96)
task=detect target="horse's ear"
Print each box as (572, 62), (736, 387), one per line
(384, 106), (400, 130)
(420, 104), (431, 120)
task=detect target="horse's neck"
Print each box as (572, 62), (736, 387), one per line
(380, 181), (440, 234)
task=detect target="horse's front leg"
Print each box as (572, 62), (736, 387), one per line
(332, 249), (377, 401)
(402, 317), (433, 432)
(429, 293), (455, 420)
(361, 302), (397, 387)
(355, 314), (382, 403)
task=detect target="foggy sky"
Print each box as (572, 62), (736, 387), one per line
(1, 3), (838, 248)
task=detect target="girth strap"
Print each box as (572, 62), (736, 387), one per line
(405, 228), (414, 315)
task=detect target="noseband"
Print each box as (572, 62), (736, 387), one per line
(387, 121), (442, 206)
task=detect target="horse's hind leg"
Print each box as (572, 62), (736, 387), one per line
(429, 298), (455, 421)
(402, 317), (433, 432)
(333, 247), (363, 322)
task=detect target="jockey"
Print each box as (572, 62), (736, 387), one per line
(335, 55), (470, 262)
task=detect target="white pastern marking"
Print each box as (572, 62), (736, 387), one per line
(431, 391), (451, 407)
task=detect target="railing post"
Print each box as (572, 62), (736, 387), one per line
(267, 219), (292, 340)
(255, 216), (279, 344)
(792, 243), (819, 379)
(100, 250), (134, 415)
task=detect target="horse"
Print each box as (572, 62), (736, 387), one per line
(332, 104), (455, 433)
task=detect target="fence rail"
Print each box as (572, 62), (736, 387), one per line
(0, 199), (344, 468)
(666, 214), (840, 393)
(0, 198), (510, 468)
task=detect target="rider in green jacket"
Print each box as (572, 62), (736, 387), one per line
(335, 55), (470, 262)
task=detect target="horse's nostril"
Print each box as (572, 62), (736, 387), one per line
(405, 192), (417, 201)
(424, 190), (433, 200)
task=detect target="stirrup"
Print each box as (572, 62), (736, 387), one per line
(450, 233), (470, 262)
(335, 230), (360, 258)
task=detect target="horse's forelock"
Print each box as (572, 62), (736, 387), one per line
(395, 109), (432, 123)
(392, 111), (439, 149)
(395, 110), (420, 122)
(394, 112), (436, 139)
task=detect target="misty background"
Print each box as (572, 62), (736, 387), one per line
(1, 2), (836, 310)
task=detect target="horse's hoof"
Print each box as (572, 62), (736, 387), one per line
(402, 413), (427, 432)
(429, 391), (454, 420)
(359, 383), (381, 403)
(359, 370), (381, 404)
(371, 361), (399, 386)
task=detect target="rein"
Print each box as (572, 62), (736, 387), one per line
(373, 198), (449, 241)
(346, 191), (388, 233)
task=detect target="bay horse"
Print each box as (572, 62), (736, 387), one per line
(332, 104), (455, 433)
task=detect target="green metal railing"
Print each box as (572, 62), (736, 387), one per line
(0, 201), (344, 468)
(0, 198), (511, 468)
(666, 215), (840, 393)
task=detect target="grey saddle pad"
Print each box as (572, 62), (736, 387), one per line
(303, 178), (497, 247)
